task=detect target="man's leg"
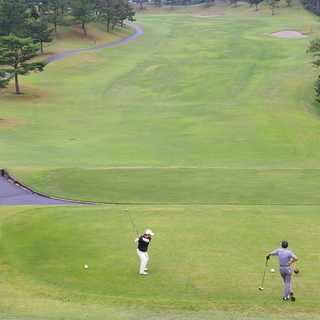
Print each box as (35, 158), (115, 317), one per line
(137, 249), (148, 274)
(286, 267), (295, 301)
(280, 266), (292, 299)
(145, 252), (149, 270)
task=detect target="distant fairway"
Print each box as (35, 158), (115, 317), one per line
(1, 2), (320, 171)
(1, 1), (320, 319)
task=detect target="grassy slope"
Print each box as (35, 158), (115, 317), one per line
(33, 21), (135, 60)
(2, 1), (320, 201)
(9, 167), (320, 205)
(1, 1), (320, 319)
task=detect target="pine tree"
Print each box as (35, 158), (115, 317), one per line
(0, 34), (47, 94)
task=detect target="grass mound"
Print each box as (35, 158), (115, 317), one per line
(11, 167), (320, 205)
(1, 205), (320, 319)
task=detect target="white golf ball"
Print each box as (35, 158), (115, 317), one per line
(84, 265), (89, 269)
(271, 268), (275, 273)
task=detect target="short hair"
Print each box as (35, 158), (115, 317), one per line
(281, 240), (288, 248)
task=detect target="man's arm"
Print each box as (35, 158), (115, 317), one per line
(134, 237), (140, 243)
(289, 257), (298, 265)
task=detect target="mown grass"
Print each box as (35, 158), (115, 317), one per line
(1, 1), (320, 319)
(1, 205), (320, 319)
(33, 21), (135, 61)
(1, 1), (320, 170)
(9, 167), (320, 205)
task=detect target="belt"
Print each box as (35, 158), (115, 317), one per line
(280, 265), (290, 267)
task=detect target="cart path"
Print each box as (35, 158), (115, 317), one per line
(45, 22), (144, 63)
(1, 23), (143, 205)
(0, 169), (100, 205)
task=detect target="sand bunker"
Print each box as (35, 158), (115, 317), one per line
(270, 30), (308, 38)
(193, 15), (224, 17)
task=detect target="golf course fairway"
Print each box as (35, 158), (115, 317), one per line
(0, 1), (320, 319)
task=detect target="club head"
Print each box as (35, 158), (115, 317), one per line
(259, 287), (264, 291)
(125, 209), (128, 212)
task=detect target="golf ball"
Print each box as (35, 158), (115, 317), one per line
(271, 268), (275, 273)
(84, 265), (89, 269)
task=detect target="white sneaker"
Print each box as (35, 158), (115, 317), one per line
(140, 272), (148, 275)
(145, 268), (148, 271)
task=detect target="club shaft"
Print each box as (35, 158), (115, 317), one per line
(126, 210), (139, 235)
(261, 259), (269, 287)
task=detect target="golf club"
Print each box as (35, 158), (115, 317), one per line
(125, 209), (139, 235)
(259, 257), (269, 290)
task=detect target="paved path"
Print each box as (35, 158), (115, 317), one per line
(1, 22), (143, 205)
(0, 173), (90, 205)
(45, 22), (144, 63)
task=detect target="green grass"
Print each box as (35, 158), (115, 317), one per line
(1, 205), (320, 319)
(1, 2), (320, 169)
(33, 21), (135, 61)
(1, 1), (320, 319)
(9, 167), (320, 205)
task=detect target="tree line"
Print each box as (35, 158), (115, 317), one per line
(0, 0), (136, 37)
(307, 39), (320, 102)
(139, 0), (293, 15)
(300, 0), (320, 16)
(0, 0), (136, 94)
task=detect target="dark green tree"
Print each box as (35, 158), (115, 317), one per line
(138, 0), (144, 10)
(249, 0), (264, 10)
(25, 20), (54, 54)
(0, 69), (12, 89)
(307, 37), (320, 101)
(314, 75), (320, 102)
(30, 4), (40, 20)
(96, 0), (120, 32)
(205, 0), (215, 6)
(96, 0), (135, 32)
(116, 1), (136, 27)
(40, 0), (70, 33)
(307, 37), (320, 68)
(0, 0), (30, 37)
(0, 35), (47, 94)
(230, 0), (238, 7)
(70, 0), (96, 35)
(269, 1), (276, 14)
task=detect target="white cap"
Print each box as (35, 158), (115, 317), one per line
(145, 229), (154, 235)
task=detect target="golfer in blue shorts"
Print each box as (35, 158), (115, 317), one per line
(266, 240), (298, 301)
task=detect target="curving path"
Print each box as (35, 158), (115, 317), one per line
(0, 22), (143, 205)
(0, 169), (100, 205)
(45, 22), (144, 63)
(0, 174), (84, 205)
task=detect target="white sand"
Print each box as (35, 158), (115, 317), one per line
(270, 30), (308, 38)
(193, 15), (224, 17)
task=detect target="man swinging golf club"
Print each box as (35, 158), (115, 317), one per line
(266, 240), (298, 301)
(135, 229), (154, 275)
